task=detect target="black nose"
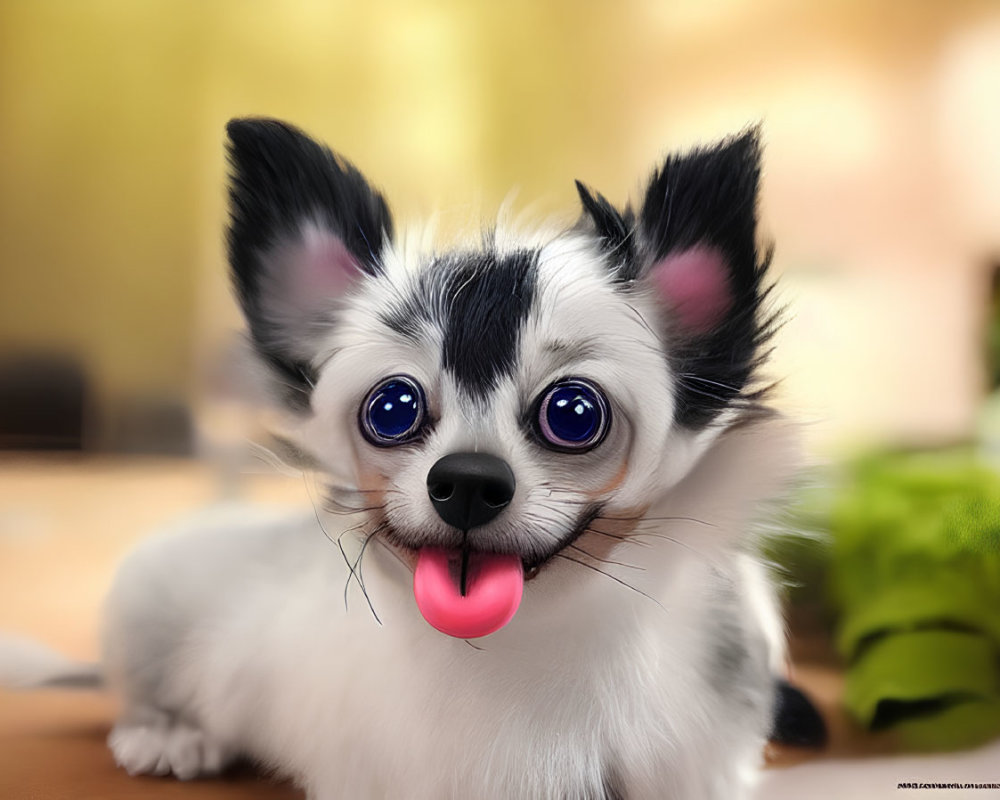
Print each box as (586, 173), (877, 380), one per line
(426, 452), (516, 531)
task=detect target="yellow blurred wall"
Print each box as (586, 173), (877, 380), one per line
(0, 2), (207, 439)
(2, 0), (999, 453)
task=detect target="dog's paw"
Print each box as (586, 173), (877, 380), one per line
(108, 716), (230, 780)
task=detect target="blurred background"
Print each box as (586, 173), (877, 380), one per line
(2, 0), (1000, 780)
(2, 0), (999, 457)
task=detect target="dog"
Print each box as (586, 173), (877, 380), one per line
(1, 118), (819, 798)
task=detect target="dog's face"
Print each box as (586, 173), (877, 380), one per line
(225, 119), (771, 626)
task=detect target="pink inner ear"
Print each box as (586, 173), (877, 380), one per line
(288, 224), (364, 306)
(649, 246), (732, 334)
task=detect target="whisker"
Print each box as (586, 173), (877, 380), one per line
(327, 486), (404, 498)
(624, 302), (658, 340)
(352, 522), (388, 593)
(586, 528), (653, 549)
(600, 513), (717, 528)
(305, 472), (389, 625)
(631, 531), (719, 564)
(322, 500), (384, 516)
(554, 554), (666, 612)
(349, 526), (384, 626)
(335, 517), (374, 601)
(679, 374), (742, 394)
(585, 519), (720, 565)
(568, 542), (643, 571)
(246, 441), (304, 476)
(581, 526), (629, 542)
(303, 473), (366, 608)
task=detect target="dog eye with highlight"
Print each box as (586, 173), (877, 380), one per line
(360, 375), (427, 446)
(535, 379), (610, 452)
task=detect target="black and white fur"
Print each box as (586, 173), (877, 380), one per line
(1, 119), (801, 799)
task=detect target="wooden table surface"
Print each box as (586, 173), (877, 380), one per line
(0, 454), (881, 799)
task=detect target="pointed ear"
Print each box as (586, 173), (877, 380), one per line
(609, 129), (773, 428)
(225, 118), (393, 410)
(574, 181), (636, 273)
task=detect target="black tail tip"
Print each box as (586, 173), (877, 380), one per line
(770, 678), (828, 748)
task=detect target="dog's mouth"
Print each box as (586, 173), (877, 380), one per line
(387, 505), (603, 640)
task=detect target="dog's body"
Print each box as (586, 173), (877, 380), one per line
(100, 423), (789, 800)
(2, 119), (802, 799)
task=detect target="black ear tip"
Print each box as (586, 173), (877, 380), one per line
(574, 179), (592, 205)
(225, 117), (248, 136)
(739, 121), (763, 142)
(226, 116), (266, 140)
(225, 117), (302, 149)
(721, 124), (764, 163)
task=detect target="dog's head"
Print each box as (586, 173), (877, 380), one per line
(225, 118), (774, 635)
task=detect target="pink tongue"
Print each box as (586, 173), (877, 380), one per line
(413, 548), (524, 638)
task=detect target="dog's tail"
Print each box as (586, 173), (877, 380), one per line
(0, 633), (104, 690)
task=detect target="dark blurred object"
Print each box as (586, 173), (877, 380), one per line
(0, 354), (88, 450)
(105, 393), (193, 456)
(770, 678), (829, 748)
(987, 260), (1000, 390)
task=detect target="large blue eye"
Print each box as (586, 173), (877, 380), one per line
(536, 379), (610, 452)
(360, 376), (426, 446)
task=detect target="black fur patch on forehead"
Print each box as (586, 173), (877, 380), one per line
(382, 249), (538, 399)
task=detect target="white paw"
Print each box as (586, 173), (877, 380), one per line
(108, 716), (230, 780)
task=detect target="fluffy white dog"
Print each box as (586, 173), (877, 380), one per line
(1, 119), (808, 799)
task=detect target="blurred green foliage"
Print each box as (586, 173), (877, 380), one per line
(771, 449), (1000, 750)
